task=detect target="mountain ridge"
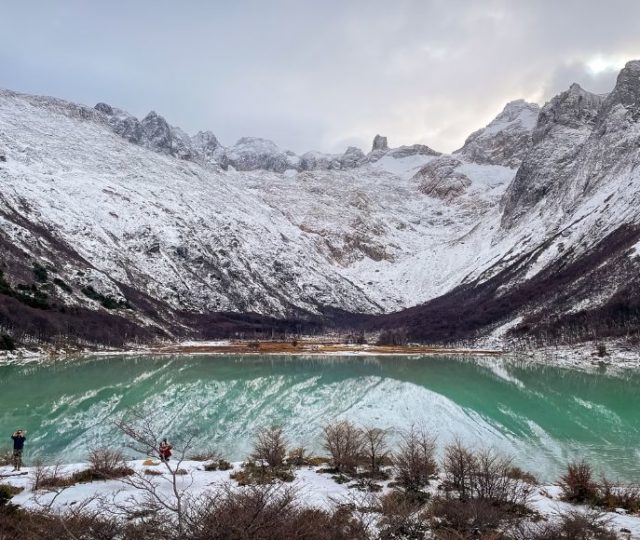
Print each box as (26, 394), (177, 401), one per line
(2, 62), (640, 347)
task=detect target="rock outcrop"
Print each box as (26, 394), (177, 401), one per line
(413, 157), (471, 200)
(455, 100), (540, 168)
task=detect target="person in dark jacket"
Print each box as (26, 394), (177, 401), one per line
(11, 429), (26, 471)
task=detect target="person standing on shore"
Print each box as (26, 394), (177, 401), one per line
(11, 429), (26, 471)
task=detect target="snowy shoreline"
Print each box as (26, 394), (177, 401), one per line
(2, 460), (639, 538)
(1, 338), (639, 371)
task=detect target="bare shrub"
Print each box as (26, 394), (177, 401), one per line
(597, 476), (640, 513)
(471, 448), (532, 506)
(322, 420), (364, 474)
(560, 460), (599, 503)
(32, 460), (72, 491)
(287, 446), (310, 467)
(230, 461), (294, 486)
(361, 427), (390, 477)
(507, 466), (538, 485)
(0, 506), (125, 540)
(251, 425), (288, 468)
(82, 446), (133, 480)
(0, 483), (23, 507)
(442, 438), (477, 500)
(393, 425), (437, 492)
(428, 496), (525, 538)
(512, 509), (616, 540)
(0, 448), (13, 467)
(187, 483), (370, 540)
(377, 490), (430, 540)
(188, 449), (220, 462)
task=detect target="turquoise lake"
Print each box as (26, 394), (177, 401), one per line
(0, 354), (638, 482)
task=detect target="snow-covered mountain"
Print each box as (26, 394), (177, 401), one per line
(2, 61), (640, 346)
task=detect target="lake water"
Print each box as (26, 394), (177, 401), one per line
(0, 354), (638, 482)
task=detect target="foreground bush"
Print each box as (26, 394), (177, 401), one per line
(392, 425), (437, 493)
(83, 446), (133, 480)
(512, 510), (617, 540)
(560, 460), (599, 503)
(251, 426), (288, 468)
(322, 420), (363, 474)
(598, 476), (640, 513)
(187, 484), (370, 540)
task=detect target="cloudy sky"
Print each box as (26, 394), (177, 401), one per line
(2, 0), (639, 154)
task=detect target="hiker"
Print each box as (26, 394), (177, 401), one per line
(11, 429), (26, 471)
(159, 438), (172, 462)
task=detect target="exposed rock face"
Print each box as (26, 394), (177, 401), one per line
(225, 137), (298, 173)
(501, 85), (605, 228)
(598, 60), (640, 121)
(298, 146), (366, 171)
(96, 105), (194, 160)
(455, 100), (540, 168)
(372, 134), (388, 151)
(364, 135), (440, 164)
(388, 144), (440, 159)
(140, 111), (193, 160)
(191, 130), (228, 168)
(413, 157), (471, 200)
(340, 146), (366, 167)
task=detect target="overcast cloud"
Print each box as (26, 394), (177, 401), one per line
(2, 0), (640, 154)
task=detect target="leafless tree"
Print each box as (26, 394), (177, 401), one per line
(114, 406), (196, 536)
(442, 438), (476, 500)
(322, 420), (364, 474)
(392, 425), (437, 492)
(472, 448), (531, 506)
(361, 426), (390, 476)
(251, 425), (288, 468)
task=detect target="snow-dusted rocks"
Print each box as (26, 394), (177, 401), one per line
(191, 130), (227, 168)
(501, 84), (604, 229)
(413, 156), (471, 200)
(96, 104), (195, 160)
(225, 137), (298, 173)
(298, 146), (365, 171)
(364, 135), (440, 164)
(455, 99), (539, 168)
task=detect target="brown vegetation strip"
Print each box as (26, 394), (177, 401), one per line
(150, 340), (503, 356)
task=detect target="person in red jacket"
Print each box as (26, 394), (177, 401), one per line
(159, 438), (172, 462)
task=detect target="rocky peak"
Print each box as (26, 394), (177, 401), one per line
(534, 84), (604, 141)
(191, 131), (221, 155)
(372, 134), (388, 151)
(226, 137), (295, 173)
(95, 102), (113, 115)
(598, 60), (640, 121)
(141, 111), (172, 148)
(500, 84), (606, 229)
(455, 99), (540, 168)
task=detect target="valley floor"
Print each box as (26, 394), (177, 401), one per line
(2, 337), (640, 371)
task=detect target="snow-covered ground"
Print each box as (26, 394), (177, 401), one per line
(2, 460), (639, 538)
